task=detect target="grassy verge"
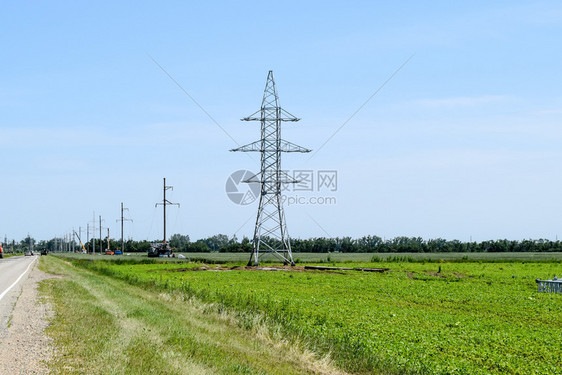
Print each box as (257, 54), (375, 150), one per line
(2, 252), (24, 258)
(38, 256), (344, 375)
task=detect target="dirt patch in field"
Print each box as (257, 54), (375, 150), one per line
(166, 265), (308, 272)
(452, 272), (471, 278)
(423, 271), (471, 278)
(425, 271), (446, 278)
(165, 265), (390, 274)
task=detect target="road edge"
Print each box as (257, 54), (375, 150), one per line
(0, 258), (57, 374)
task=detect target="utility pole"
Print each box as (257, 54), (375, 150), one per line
(231, 71), (310, 266)
(92, 212), (96, 255)
(117, 202), (133, 253)
(107, 228), (110, 251)
(99, 215), (104, 253)
(87, 223), (90, 253)
(155, 178), (179, 243)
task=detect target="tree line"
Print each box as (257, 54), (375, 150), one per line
(4, 234), (560, 254)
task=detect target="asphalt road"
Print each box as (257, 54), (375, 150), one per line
(0, 255), (38, 336)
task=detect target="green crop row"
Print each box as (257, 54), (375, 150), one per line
(69, 258), (561, 374)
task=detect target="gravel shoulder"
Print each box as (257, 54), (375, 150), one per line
(0, 262), (56, 374)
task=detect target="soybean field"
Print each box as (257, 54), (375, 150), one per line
(64, 255), (561, 374)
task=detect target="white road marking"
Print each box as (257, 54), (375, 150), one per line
(0, 257), (37, 301)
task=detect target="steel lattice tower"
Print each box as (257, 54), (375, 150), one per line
(232, 71), (310, 266)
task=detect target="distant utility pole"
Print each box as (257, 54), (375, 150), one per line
(87, 223), (90, 253)
(92, 212), (96, 255)
(99, 215), (104, 253)
(107, 228), (110, 251)
(155, 178), (179, 243)
(117, 202), (133, 253)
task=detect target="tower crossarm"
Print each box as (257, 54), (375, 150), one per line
(280, 140), (311, 153)
(242, 110), (300, 122)
(240, 170), (302, 185)
(230, 139), (311, 153)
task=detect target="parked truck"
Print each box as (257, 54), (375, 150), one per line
(148, 242), (172, 257)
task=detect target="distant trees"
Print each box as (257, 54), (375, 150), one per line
(17, 236), (36, 252)
(275, 236), (562, 254)
(169, 234), (190, 251)
(8, 234), (562, 254)
(167, 233), (250, 253)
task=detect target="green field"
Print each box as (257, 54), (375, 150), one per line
(54, 251), (562, 263)
(62, 254), (562, 374)
(179, 251), (562, 263)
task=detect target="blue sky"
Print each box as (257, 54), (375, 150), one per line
(2, 1), (562, 243)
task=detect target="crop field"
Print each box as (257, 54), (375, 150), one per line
(63, 254), (562, 375)
(178, 251), (562, 263)
(57, 251), (562, 264)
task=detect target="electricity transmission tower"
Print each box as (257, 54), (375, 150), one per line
(232, 71), (310, 266)
(155, 178), (179, 243)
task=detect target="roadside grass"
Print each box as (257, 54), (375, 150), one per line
(38, 256), (345, 375)
(2, 252), (24, 258)
(5, 289), (24, 329)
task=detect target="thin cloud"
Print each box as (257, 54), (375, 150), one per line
(413, 95), (512, 109)
(535, 108), (562, 115)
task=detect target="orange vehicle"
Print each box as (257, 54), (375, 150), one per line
(105, 249), (114, 255)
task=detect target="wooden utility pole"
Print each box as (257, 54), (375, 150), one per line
(155, 178), (179, 243)
(117, 202), (133, 253)
(99, 215), (103, 253)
